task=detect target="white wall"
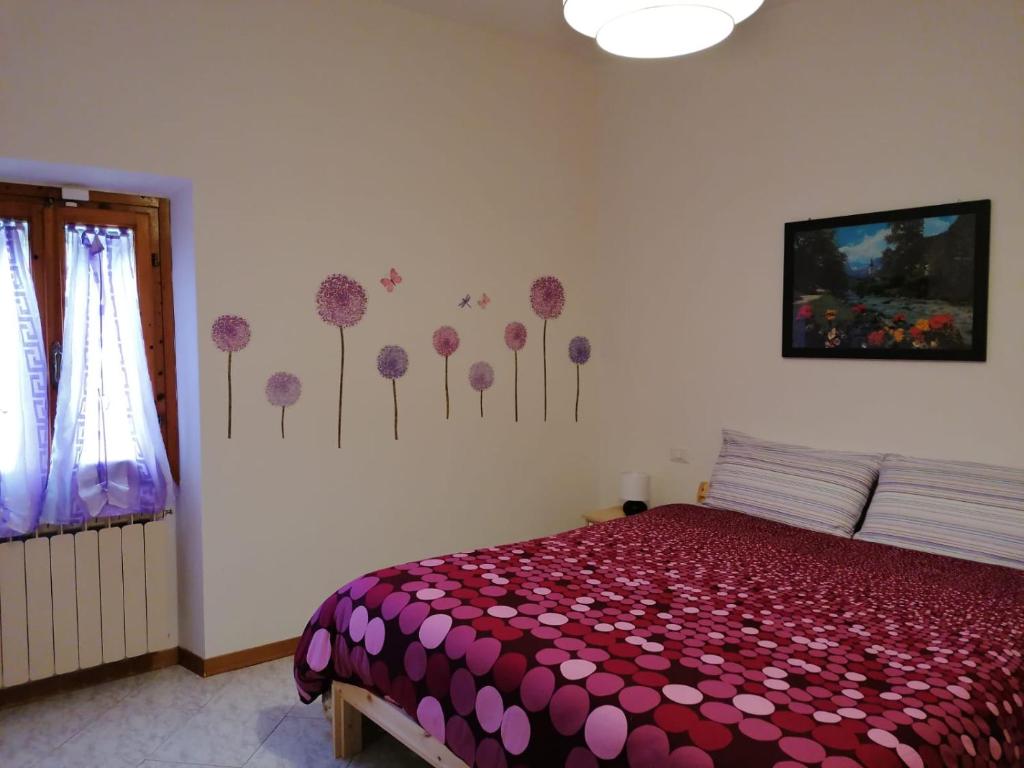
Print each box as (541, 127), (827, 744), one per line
(593, 0), (1024, 506)
(4, 0), (1022, 658)
(0, 0), (602, 656)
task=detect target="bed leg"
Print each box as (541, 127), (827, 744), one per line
(331, 681), (363, 759)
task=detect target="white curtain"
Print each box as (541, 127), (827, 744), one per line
(0, 220), (49, 536)
(42, 227), (175, 526)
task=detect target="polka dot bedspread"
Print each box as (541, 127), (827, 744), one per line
(294, 505), (1023, 767)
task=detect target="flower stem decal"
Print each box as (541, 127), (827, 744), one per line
(317, 275), (367, 449)
(265, 372), (302, 439)
(530, 276), (565, 422)
(504, 322), (527, 422)
(211, 315), (251, 439)
(377, 346), (409, 440)
(568, 336), (591, 423)
(469, 361), (494, 419)
(432, 326), (460, 420)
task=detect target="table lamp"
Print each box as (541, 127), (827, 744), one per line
(620, 471), (650, 516)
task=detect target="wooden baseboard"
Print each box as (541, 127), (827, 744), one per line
(0, 647), (179, 708)
(0, 636), (300, 707)
(179, 636), (300, 678)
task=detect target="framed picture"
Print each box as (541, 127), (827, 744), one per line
(783, 199), (990, 361)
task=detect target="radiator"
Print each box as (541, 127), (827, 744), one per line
(0, 516), (175, 689)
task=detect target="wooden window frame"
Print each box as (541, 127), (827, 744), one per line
(0, 181), (179, 481)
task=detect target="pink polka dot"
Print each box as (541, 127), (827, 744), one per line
(306, 629), (331, 672)
(700, 701), (742, 725)
(520, 666), (556, 712)
(868, 728), (898, 748)
(540, 612), (568, 626)
(398, 601), (430, 634)
(467, 637), (502, 675)
(416, 697), (445, 742)
(619, 686), (661, 714)
(587, 672), (625, 697)
(348, 606), (368, 642)
(536, 648), (570, 666)
(565, 747), (598, 768)
(416, 588), (445, 601)
(450, 668), (477, 716)
(669, 746), (713, 768)
(417, 613), (452, 650)
(663, 684), (703, 705)
(500, 705), (530, 756)
(444, 625), (477, 660)
(364, 618), (386, 655)
(734, 694), (775, 716)
(475, 686), (504, 733)
(896, 743), (924, 768)
(626, 724), (669, 767)
(488, 605), (517, 619)
(779, 736), (826, 763)
(585, 705), (628, 760)
(551, 685), (590, 735)
(739, 718), (782, 741)
(561, 659), (597, 681)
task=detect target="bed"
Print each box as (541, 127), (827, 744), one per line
(294, 504), (1023, 767)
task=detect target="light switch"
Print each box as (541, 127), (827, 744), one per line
(670, 448), (689, 464)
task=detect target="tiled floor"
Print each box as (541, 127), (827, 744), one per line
(0, 658), (423, 768)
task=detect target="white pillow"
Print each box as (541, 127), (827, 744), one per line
(704, 430), (883, 537)
(856, 454), (1024, 569)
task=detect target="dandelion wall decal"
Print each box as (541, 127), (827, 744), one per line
(376, 345), (409, 440)
(529, 276), (565, 422)
(468, 361), (495, 419)
(265, 372), (302, 439)
(432, 325), (460, 420)
(211, 314), (251, 439)
(568, 336), (591, 423)
(316, 274), (367, 449)
(504, 321), (528, 422)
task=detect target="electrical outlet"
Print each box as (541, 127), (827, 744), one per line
(669, 447), (689, 464)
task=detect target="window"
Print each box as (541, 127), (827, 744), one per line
(0, 182), (178, 535)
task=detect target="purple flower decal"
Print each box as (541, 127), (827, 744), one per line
(432, 326), (460, 356)
(265, 372), (302, 439)
(377, 346), (409, 440)
(469, 361), (495, 419)
(211, 314), (251, 439)
(530, 276), (566, 320)
(317, 274), (367, 448)
(568, 336), (591, 423)
(504, 322), (527, 351)
(432, 326), (460, 420)
(504, 322), (528, 422)
(211, 315), (251, 353)
(530, 276), (566, 422)
(317, 274), (368, 328)
(569, 336), (591, 365)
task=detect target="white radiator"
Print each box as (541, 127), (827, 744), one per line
(0, 516), (175, 689)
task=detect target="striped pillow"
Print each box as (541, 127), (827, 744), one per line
(856, 454), (1024, 569)
(704, 430), (882, 537)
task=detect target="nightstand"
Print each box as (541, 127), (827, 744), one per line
(582, 506), (626, 526)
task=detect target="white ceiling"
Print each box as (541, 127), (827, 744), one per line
(380, 0), (595, 56)
(381, 1), (795, 57)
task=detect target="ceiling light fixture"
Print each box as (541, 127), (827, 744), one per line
(563, 1), (763, 59)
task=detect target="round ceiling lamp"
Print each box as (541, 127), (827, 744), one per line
(563, 1), (764, 59)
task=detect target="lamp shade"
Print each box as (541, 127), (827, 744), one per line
(563, 0), (764, 59)
(620, 471), (650, 503)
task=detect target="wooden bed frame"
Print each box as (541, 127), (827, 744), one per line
(327, 483), (711, 765)
(330, 680), (468, 766)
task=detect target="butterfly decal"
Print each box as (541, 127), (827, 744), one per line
(477, 293), (491, 309)
(380, 268), (402, 293)
(458, 294), (472, 308)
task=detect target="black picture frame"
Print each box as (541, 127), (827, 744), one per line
(782, 199), (990, 361)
